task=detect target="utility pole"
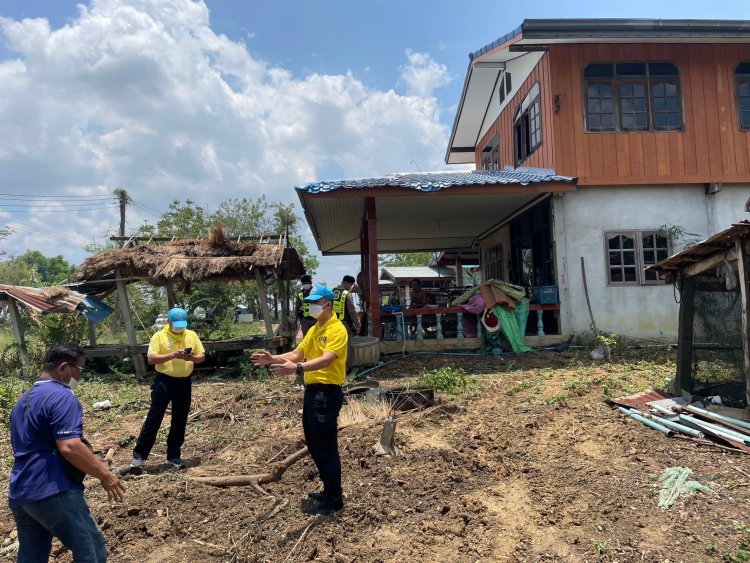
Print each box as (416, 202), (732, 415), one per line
(110, 189), (131, 336)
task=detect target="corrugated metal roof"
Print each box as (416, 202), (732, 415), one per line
(647, 221), (750, 275)
(470, 19), (750, 60)
(296, 169), (575, 195)
(0, 284), (87, 314)
(380, 266), (456, 281)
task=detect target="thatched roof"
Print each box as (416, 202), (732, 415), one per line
(75, 227), (305, 290)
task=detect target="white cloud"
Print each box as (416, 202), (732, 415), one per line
(0, 0), (454, 274)
(399, 49), (453, 98)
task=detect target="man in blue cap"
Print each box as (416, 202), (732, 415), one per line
(131, 307), (205, 470)
(251, 284), (347, 516)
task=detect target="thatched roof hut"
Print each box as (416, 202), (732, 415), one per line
(76, 227), (305, 291)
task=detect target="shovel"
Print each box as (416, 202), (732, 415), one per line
(375, 415), (396, 456)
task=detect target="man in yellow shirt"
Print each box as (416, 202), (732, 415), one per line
(251, 284), (347, 515)
(131, 308), (205, 470)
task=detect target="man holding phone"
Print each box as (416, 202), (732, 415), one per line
(131, 307), (205, 470)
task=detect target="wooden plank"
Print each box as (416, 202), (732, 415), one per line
(735, 238), (750, 413)
(7, 298), (30, 377)
(82, 336), (287, 358)
(115, 273), (146, 378)
(689, 45), (711, 176)
(679, 47), (698, 176)
(578, 173), (750, 186)
(655, 133), (671, 177)
(728, 43), (750, 175)
(713, 43), (736, 175)
(254, 269), (274, 338)
(675, 276), (696, 396)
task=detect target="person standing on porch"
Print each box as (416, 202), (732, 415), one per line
(131, 307), (205, 471)
(250, 284), (347, 516)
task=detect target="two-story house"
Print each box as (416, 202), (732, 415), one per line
(446, 19), (750, 339)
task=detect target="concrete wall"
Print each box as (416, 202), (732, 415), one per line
(553, 185), (750, 339)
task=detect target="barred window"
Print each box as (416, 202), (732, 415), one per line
(514, 83), (542, 165)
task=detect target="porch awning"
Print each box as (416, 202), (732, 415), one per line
(296, 169), (576, 255)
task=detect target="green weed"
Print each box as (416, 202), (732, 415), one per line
(418, 366), (482, 397)
(593, 540), (609, 556)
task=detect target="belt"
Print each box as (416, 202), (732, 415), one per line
(304, 383), (342, 391)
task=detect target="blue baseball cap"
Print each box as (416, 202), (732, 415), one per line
(304, 284), (335, 302)
(168, 307), (189, 328)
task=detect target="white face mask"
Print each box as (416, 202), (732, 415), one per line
(65, 366), (79, 389)
(302, 283), (313, 291)
(308, 304), (324, 319)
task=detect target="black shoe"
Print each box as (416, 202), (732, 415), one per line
(304, 503), (343, 516)
(167, 457), (187, 469)
(307, 491), (324, 501)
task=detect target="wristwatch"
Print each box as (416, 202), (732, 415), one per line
(295, 363), (304, 377)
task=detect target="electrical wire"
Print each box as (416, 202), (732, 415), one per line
(0, 203), (116, 209)
(0, 194), (114, 200)
(1, 207), (115, 213)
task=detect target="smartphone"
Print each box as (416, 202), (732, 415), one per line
(184, 347), (192, 354)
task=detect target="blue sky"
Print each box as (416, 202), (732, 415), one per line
(0, 0), (748, 287)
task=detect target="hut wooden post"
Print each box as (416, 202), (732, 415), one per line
(88, 321), (97, 347)
(115, 273), (146, 378)
(456, 256), (464, 288)
(735, 238), (750, 413)
(674, 276), (695, 396)
(7, 298), (30, 377)
(165, 284), (177, 309)
(255, 269), (274, 337)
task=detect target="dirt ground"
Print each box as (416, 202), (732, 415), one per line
(2, 349), (750, 562)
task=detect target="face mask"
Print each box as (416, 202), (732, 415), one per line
(64, 366), (79, 389)
(308, 304), (324, 319)
(302, 284), (313, 291)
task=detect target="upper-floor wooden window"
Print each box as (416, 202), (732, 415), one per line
(481, 135), (499, 170)
(584, 62), (683, 133)
(736, 62), (750, 131)
(513, 83), (542, 165)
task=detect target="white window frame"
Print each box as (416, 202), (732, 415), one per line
(604, 230), (670, 286)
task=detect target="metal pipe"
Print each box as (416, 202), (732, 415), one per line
(650, 404), (679, 417)
(677, 415), (750, 445)
(628, 408), (703, 438)
(684, 405), (750, 432)
(618, 407), (674, 436)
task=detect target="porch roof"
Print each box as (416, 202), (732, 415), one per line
(296, 169), (575, 256)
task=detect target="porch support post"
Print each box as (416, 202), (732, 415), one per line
(674, 275), (695, 396)
(456, 256), (464, 288)
(115, 272), (146, 378)
(365, 197), (381, 337)
(255, 269), (274, 338)
(735, 238), (750, 413)
(8, 298), (30, 377)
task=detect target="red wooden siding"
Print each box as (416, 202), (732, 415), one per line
(475, 54), (556, 170)
(547, 43), (750, 185)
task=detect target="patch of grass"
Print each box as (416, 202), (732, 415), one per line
(506, 379), (534, 396)
(563, 375), (592, 394)
(546, 394), (568, 405)
(418, 366), (482, 397)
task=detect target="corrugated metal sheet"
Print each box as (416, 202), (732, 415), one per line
(648, 220), (750, 274)
(381, 266), (457, 281)
(0, 284), (87, 313)
(296, 169), (575, 194)
(611, 389), (675, 410)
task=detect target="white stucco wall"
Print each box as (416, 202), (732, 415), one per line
(553, 184), (750, 339)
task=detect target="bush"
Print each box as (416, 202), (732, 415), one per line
(418, 366), (481, 397)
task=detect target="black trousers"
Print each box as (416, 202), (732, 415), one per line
(134, 373), (192, 460)
(302, 384), (344, 509)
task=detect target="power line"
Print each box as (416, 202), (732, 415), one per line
(0, 193), (113, 199)
(1, 206), (115, 213)
(0, 203), (116, 209)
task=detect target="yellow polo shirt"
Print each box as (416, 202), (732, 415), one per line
(147, 326), (205, 378)
(298, 315), (348, 385)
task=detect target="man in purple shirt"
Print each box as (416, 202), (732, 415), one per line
(8, 342), (125, 562)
